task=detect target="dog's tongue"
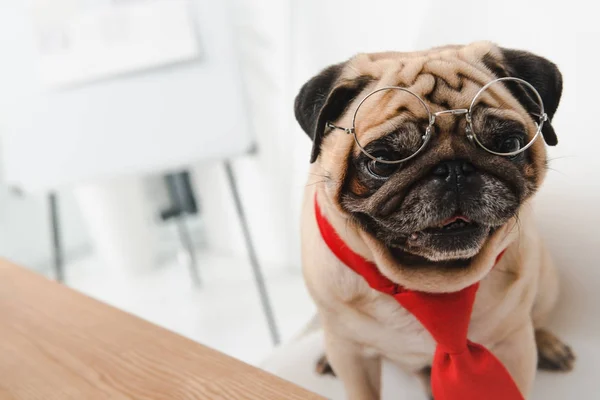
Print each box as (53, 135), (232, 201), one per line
(440, 215), (471, 227)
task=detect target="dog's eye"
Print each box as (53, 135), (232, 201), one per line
(366, 155), (398, 178)
(500, 136), (524, 155)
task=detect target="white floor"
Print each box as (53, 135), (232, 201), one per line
(61, 249), (316, 366)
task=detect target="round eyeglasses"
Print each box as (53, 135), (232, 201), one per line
(326, 77), (548, 164)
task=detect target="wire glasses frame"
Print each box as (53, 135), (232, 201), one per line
(326, 77), (548, 165)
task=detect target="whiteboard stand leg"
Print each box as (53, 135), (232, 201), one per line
(161, 171), (201, 287)
(223, 160), (281, 346)
(174, 216), (201, 287)
(48, 192), (64, 283)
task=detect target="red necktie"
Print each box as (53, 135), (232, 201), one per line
(314, 197), (524, 400)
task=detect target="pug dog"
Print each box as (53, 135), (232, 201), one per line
(294, 41), (575, 399)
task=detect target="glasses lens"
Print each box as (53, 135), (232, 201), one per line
(469, 78), (544, 156)
(352, 87), (431, 164)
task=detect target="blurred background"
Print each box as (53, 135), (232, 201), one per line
(0, 0), (598, 397)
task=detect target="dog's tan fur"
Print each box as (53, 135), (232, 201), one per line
(299, 42), (570, 399)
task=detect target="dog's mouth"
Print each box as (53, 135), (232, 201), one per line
(421, 215), (480, 236)
(385, 214), (493, 264)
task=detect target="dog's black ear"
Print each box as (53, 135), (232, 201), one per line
(484, 48), (563, 146)
(294, 63), (372, 162)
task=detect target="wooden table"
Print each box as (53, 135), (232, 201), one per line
(0, 260), (323, 399)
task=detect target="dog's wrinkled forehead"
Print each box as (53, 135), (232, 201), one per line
(347, 43), (498, 91)
(345, 43), (523, 125)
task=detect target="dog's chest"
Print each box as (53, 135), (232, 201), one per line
(351, 293), (437, 369)
(348, 275), (524, 371)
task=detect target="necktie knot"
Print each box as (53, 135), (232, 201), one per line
(437, 343), (469, 356)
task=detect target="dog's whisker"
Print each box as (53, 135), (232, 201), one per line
(308, 173), (331, 181)
(305, 180), (329, 187)
(547, 155), (576, 162)
(544, 166), (566, 176)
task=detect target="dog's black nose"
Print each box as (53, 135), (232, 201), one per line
(432, 160), (475, 180)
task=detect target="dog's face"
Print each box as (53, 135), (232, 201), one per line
(295, 42), (562, 283)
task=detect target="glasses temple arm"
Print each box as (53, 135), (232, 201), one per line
(326, 122), (354, 134)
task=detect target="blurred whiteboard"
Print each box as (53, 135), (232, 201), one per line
(31, 0), (200, 87)
(0, 0), (254, 192)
